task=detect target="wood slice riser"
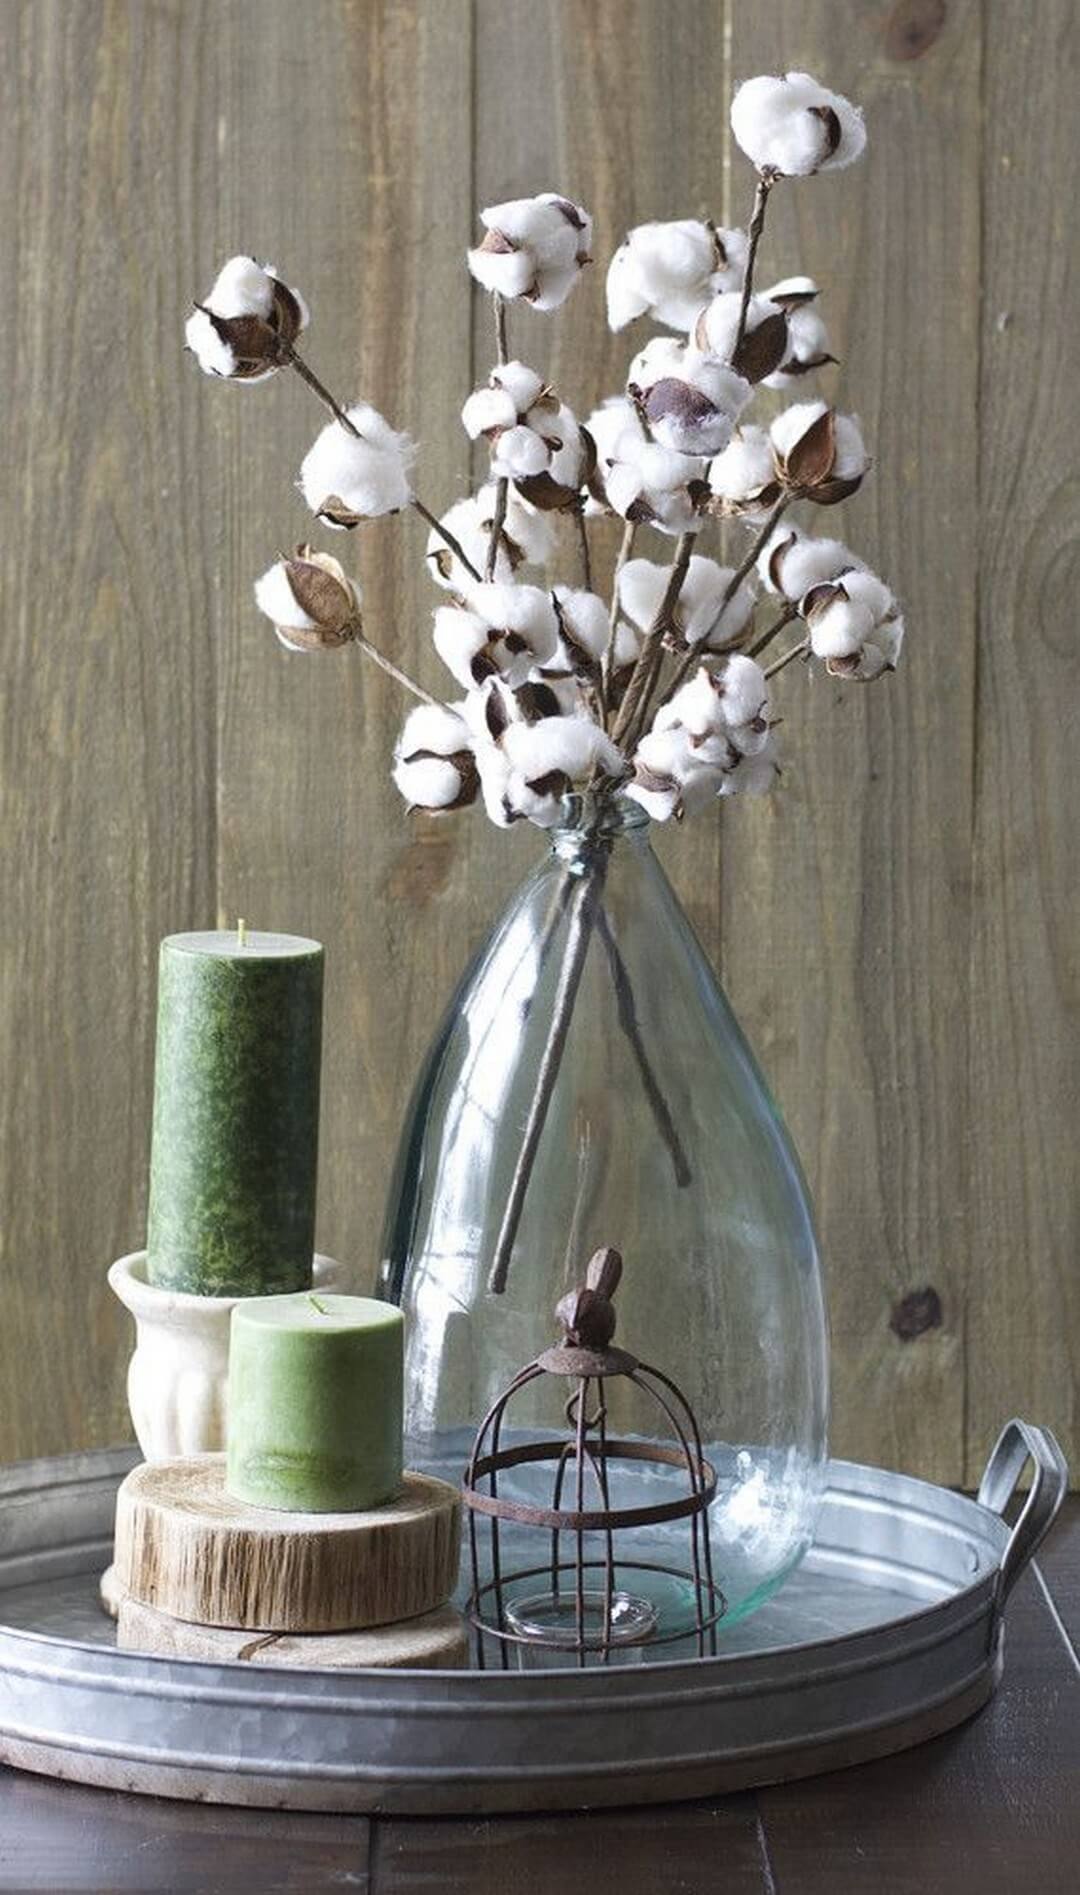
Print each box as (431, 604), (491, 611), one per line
(114, 1456), (461, 1633)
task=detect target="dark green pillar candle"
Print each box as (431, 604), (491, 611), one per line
(146, 930), (323, 1296)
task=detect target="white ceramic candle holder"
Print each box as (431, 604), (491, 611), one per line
(107, 1251), (348, 1461)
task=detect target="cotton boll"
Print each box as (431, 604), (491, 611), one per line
(637, 355), (752, 457)
(757, 526), (862, 604)
(803, 568), (905, 679)
(392, 753), (477, 812)
(502, 715), (623, 784)
(253, 548), (360, 652)
(468, 193), (592, 312)
(769, 402), (870, 501)
(606, 220), (748, 332)
(299, 404), (416, 527)
(186, 256), (308, 382)
(395, 702), (472, 760)
(730, 72), (866, 177)
(426, 485), (555, 593)
(604, 432), (706, 536)
(469, 582), (559, 668)
(809, 595), (877, 661)
(708, 426), (781, 519)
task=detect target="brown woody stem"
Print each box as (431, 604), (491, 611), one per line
(488, 859), (606, 1296)
(600, 520), (637, 720)
(613, 531), (696, 750)
(595, 907), (692, 1189)
(730, 172), (775, 366)
(485, 293), (511, 582)
(286, 349), (482, 583)
(573, 507), (593, 593)
(353, 629), (438, 704)
(764, 634), (810, 679)
(410, 497), (483, 584)
(746, 602), (799, 659)
(656, 494), (792, 714)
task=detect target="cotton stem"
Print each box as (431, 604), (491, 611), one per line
(655, 495), (792, 715)
(764, 633), (810, 679)
(613, 531), (696, 750)
(730, 172), (775, 366)
(487, 859), (606, 1296)
(352, 629), (439, 704)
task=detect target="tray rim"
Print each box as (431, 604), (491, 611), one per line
(0, 1439), (1030, 1688)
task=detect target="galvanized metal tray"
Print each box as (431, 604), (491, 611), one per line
(0, 1418), (1065, 1814)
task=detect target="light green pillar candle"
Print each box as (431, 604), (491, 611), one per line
(146, 930), (323, 1297)
(226, 1294), (404, 1513)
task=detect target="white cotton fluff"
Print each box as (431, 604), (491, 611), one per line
(468, 194), (592, 312)
(618, 555), (751, 649)
(708, 426), (778, 514)
(604, 432), (705, 536)
(432, 606), (492, 689)
(719, 737), (781, 797)
(392, 755), (468, 810)
(625, 725), (726, 821)
(462, 361), (548, 440)
(606, 219), (748, 332)
(654, 660), (769, 756)
(253, 561), (317, 633)
(395, 702), (472, 760)
(764, 303), (832, 389)
(461, 385), (519, 438)
(552, 586), (610, 665)
(696, 291), (784, 365)
(730, 73), (866, 177)
(715, 653), (770, 733)
(502, 715), (622, 784)
(809, 569), (904, 678)
(832, 413), (869, 480)
(469, 582), (559, 662)
(491, 424), (551, 479)
(300, 405), (415, 525)
(628, 335), (689, 393)
(757, 527), (861, 603)
(185, 307), (242, 378)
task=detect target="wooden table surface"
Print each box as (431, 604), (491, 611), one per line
(1, 1498), (1076, 1894)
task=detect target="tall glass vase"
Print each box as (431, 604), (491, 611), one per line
(381, 795), (828, 1633)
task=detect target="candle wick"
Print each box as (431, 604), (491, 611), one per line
(308, 1292), (328, 1315)
(237, 918), (247, 948)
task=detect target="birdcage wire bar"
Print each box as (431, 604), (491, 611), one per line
(463, 1356), (726, 1669)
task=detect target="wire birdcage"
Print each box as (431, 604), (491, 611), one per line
(463, 1246), (725, 1667)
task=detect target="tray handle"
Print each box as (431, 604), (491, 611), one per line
(977, 1417), (1069, 1604)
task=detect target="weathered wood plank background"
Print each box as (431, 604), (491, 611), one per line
(1, 0), (1076, 1485)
